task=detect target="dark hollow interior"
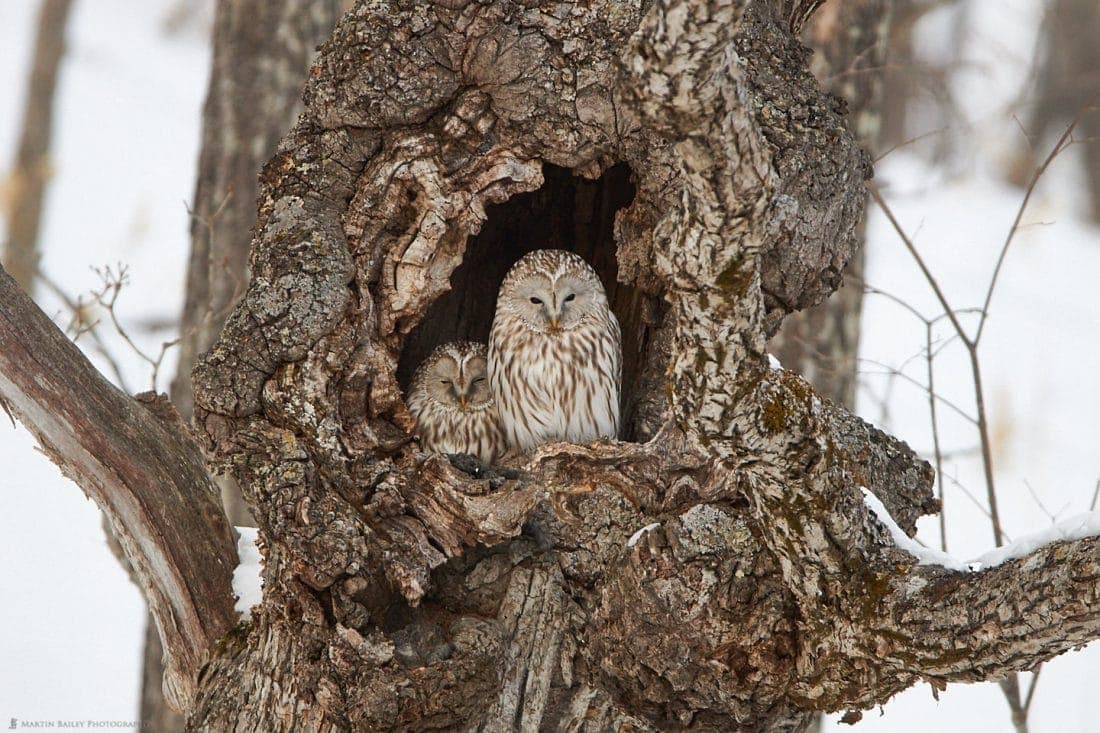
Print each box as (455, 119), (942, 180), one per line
(398, 163), (656, 440)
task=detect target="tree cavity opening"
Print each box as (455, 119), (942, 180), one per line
(398, 162), (660, 441)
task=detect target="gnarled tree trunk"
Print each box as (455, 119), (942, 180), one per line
(145, 3), (346, 730)
(185, 0), (1096, 728)
(4, 1), (1100, 731)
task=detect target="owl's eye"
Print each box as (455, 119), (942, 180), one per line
(440, 380), (452, 386)
(564, 293), (576, 302)
(530, 297), (543, 305)
(473, 377), (486, 384)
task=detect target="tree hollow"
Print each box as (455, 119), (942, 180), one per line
(397, 162), (662, 441)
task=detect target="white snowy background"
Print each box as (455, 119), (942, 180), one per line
(1, 0), (1097, 730)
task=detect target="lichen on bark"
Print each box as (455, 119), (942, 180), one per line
(179, 0), (1095, 730)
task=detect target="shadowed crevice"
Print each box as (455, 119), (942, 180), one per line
(398, 162), (660, 439)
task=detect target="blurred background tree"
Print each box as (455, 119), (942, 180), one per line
(1007, 0), (1100, 223)
(1, 0), (72, 294)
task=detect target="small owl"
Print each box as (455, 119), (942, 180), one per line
(407, 341), (506, 463)
(488, 249), (622, 452)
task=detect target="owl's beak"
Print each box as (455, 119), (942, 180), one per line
(458, 394), (468, 408)
(548, 314), (560, 330)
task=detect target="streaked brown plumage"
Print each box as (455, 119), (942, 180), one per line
(488, 249), (621, 452)
(406, 341), (506, 463)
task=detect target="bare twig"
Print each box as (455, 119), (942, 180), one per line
(90, 265), (180, 393)
(858, 358), (977, 424)
(1000, 675), (1028, 733)
(874, 126), (951, 163)
(37, 267), (132, 392)
(1023, 479), (1065, 524)
(856, 382), (893, 428)
(909, 446), (979, 461)
(869, 184), (1005, 545)
(1023, 665), (1042, 715)
(925, 323), (947, 551)
(37, 264), (180, 394)
(976, 96), (1099, 346)
(870, 105), (1091, 549)
(867, 186), (971, 347)
(1010, 114), (1038, 154)
(941, 471), (1012, 543)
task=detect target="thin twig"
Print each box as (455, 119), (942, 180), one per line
(867, 185), (971, 347)
(869, 183), (1005, 545)
(36, 267), (133, 392)
(867, 74), (1098, 733)
(38, 264), (180, 394)
(1000, 675), (1027, 733)
(941, 471), (1012, 543)
(975, 95), (1099, 346)
(926, 323), (947, 552)
(910, 446), (979, 461)
(91, 265), (180, 393)
(858, 358), (977, 424)
(1023, 665), (1043, 714)
(1023, 479), (1057, 524)
(969, 355), (1002, 542)
(874, 126), (951, 163)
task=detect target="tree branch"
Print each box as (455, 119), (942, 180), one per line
(849, 532), (1100, 708)
(0, 265), (237, 711)
(725, 367), (1095, 714)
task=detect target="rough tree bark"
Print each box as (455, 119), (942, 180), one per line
(172, 0), (346, 421)
(142, 4), (344, 729)
(2, 0), (72, 293)
(769, 0), (891, 407)
(769, 9), (893, 730)
(5, 1), (1100, 731)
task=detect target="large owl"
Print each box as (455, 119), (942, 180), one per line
(406, 341), (506, 463)
(488, 249), (622, 452)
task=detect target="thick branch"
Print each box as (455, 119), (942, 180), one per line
(0, 266), (237, 711)
(798, 519), (1100, 711)
(726, 368), (1097, 714)
(888, 538), (1100, 684)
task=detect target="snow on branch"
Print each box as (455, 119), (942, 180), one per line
(862, 486), (1100, 572)
(861, 488), (972, 572)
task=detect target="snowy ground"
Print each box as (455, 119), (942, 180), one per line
(1, 0), (1097, 730)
